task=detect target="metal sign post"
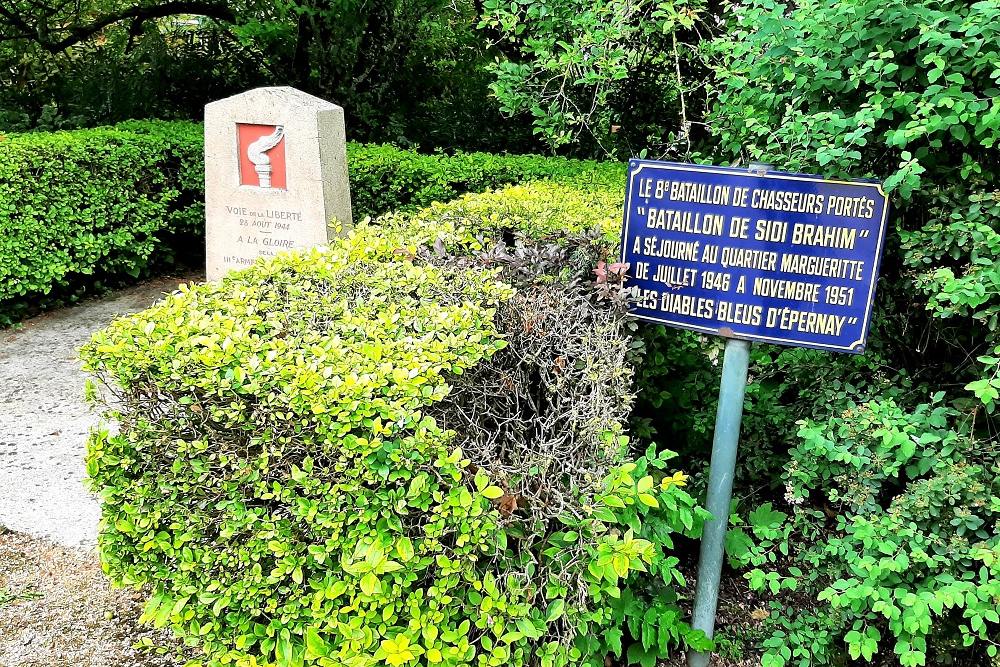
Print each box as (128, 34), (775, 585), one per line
(687, 336), (750, 667)
(618, 158), (890, 665)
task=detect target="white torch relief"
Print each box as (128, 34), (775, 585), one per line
(246, 126), (285, 188)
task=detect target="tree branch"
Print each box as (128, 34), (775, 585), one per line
(0, 4), (37, 38)
(2, 1), (237, 53)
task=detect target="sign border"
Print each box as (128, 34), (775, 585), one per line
(619, 160), (891, 354)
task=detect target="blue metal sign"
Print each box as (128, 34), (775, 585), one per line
(620, 161), (890, 353)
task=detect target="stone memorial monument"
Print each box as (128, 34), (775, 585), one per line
(204, 86), (352, 281)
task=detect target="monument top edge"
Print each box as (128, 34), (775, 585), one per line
(205, 86), (342, 113)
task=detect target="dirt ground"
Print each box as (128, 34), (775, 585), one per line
(0, 529), (186, 667)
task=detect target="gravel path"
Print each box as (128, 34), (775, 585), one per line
(0, 275), (198, 548)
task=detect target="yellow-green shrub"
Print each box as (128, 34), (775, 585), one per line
(82, 182), (706, 667)
(380, 179), (625, 248)
(84, 237), (516, 666)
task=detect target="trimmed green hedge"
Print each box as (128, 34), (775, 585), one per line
(0, 122), (204, 324)
(0, 120), (621, 325)
(346, 143), (622, 218)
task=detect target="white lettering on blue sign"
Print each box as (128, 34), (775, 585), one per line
(620, 161), (890, 353)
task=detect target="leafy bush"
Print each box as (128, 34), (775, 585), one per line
(0, 120), (620, 326)
(347, 144), (622, 218)
(711, 0), (1000, 195)
(902, 190), (1000, 414)
(479, 0), (716, 154)
(82, 180), (709, 667)
(730, 397), (1000, 666)
(378, 178), (624, 243)
(707, 0), (1000, 411)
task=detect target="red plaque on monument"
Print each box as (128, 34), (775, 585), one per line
(237, 123), (287, 189)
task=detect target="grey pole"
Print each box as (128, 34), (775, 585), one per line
(686, 337), (751, 667)
(687, 161), (770, 667)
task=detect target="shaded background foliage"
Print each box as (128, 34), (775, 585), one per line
(0, 0), (716, 156)
(0, 0), (534, 151)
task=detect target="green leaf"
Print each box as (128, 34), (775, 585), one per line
(544, 599), (565, 623)
(276, 636), (294, 666)
(626, 643), (658, 667)
(605, 627), (624, 657)
(516, 617), (543, 640)
(396, 537), (415, 562)
(638, 493), (659, 508)
(360, 573), (379, 596)
(482, 485), (505, 499)
(761, 652), (786, 667)
(305, 628), (329, 659)
(749, 503), (787, 531)
(724, 528), (753, 564)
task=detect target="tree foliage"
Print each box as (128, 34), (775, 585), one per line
(0, 0), (531, 150)
(479, 0), (715, 156)
(0, 0), (237, 52)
